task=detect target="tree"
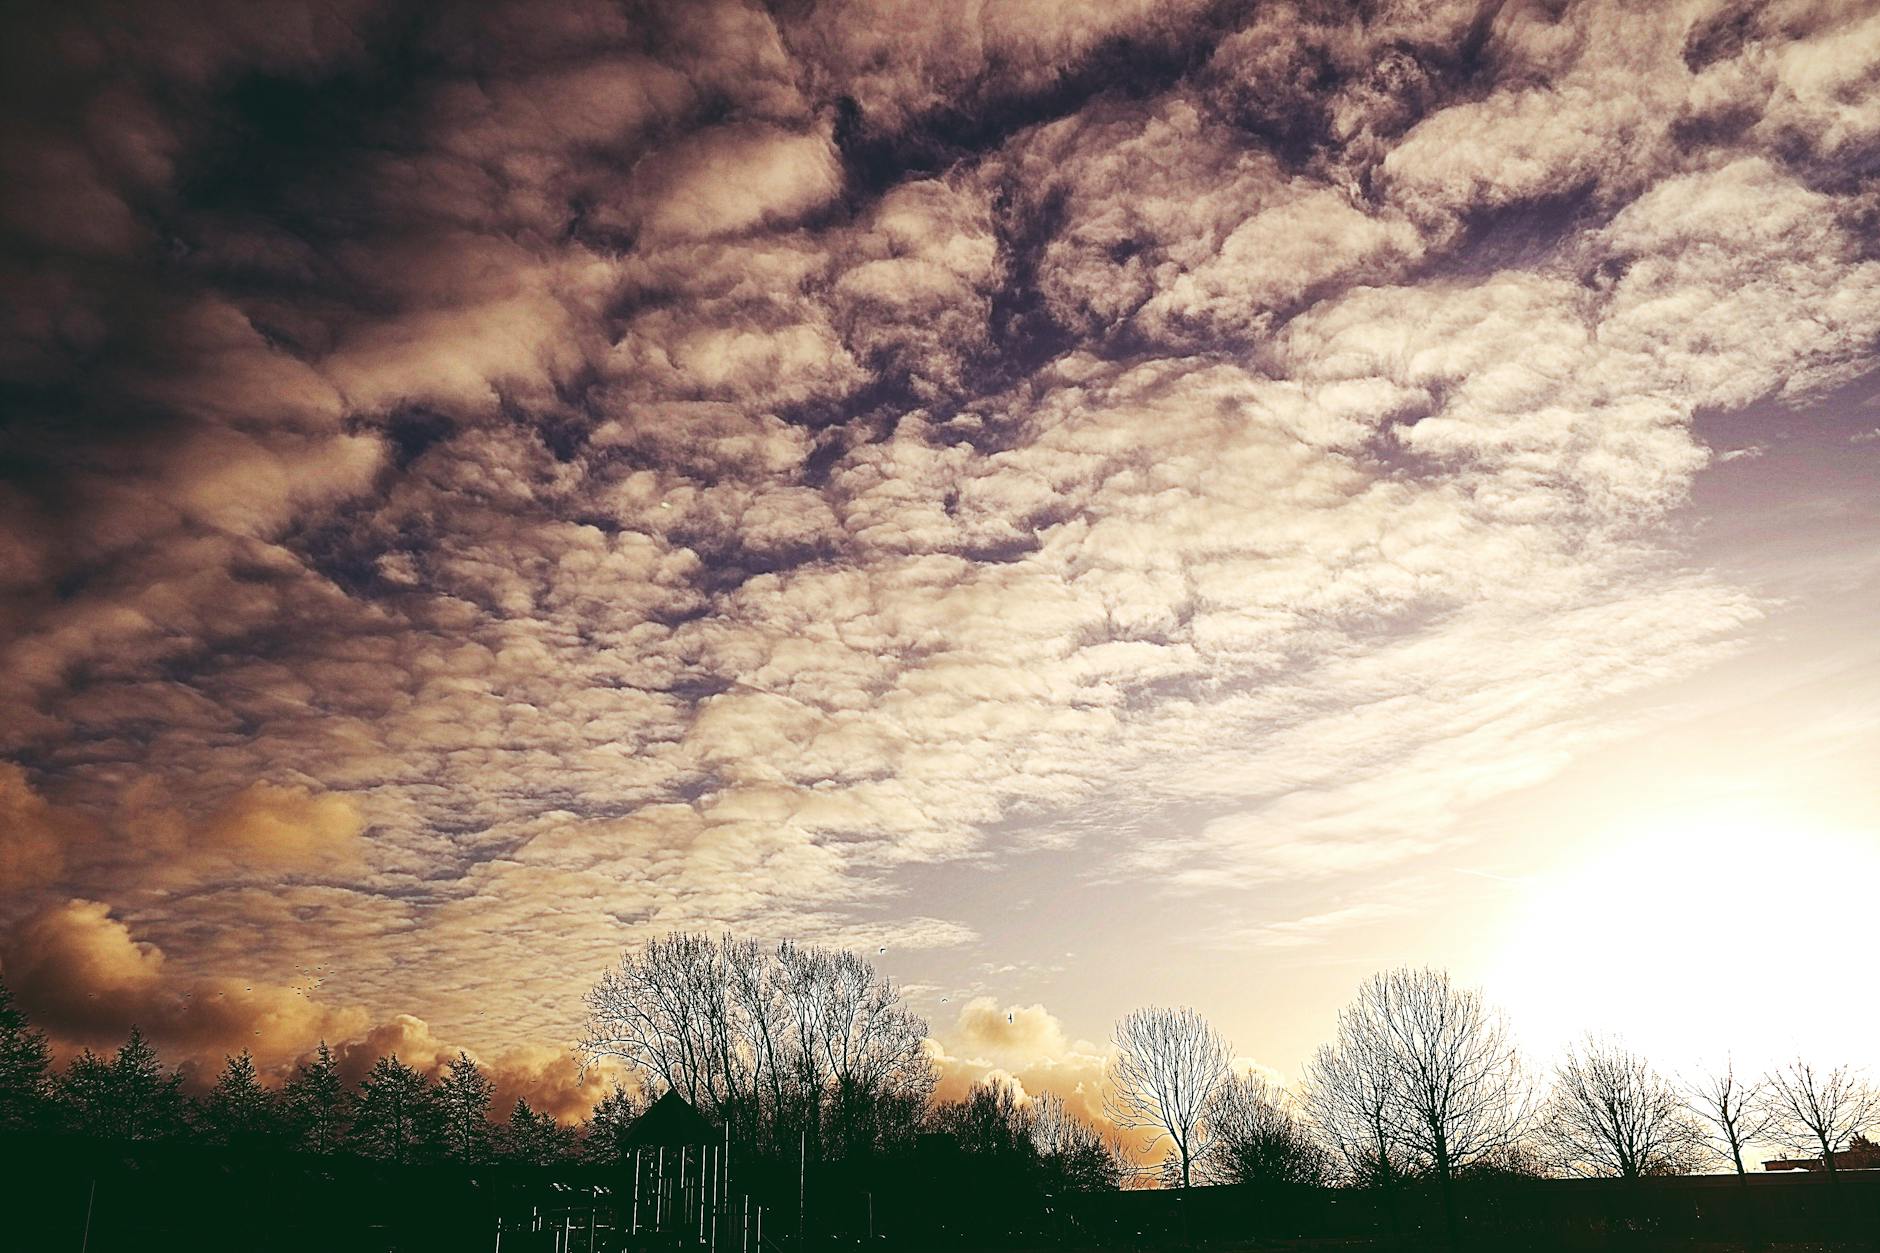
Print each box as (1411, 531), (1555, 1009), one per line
(198, 1051), (278, 1147)
(1543, 1036), (1697, 1179)
(581, 1082), (647, 1163)
(436, 1051), (495, 1162)
(350, 1054), (436, 1164)
(933, 1078), (1037, 1165)
(1200, 1073), (1331, 1187)
(1333, 968), (1529, 1249)
(109, 1027), (188, 1140)
(0, 977), (52, 1132)
(1686, 1058), (1777, 1176)
(282, 1041), (350, 1154)
(57, 1049), (116, 1138)
(503, 1098), (576, 1165)
(581, 932), (933, 1160)
(1304, 1031), (1404, 1187)
(1768, 1059), (1879, 1177)
(1031, 1092), (1128, 1192)
(1104, 1006), (1230, 1192)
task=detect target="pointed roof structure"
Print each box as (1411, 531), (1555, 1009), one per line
(623, 1089), (717, 1147)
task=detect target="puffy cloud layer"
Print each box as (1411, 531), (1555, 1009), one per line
(3, 0), (1879, 1076)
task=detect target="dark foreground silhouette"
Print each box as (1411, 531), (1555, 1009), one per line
(9, 1130), (1880, 1253)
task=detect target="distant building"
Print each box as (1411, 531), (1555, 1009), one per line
(1763, 1134), (1880, 1172)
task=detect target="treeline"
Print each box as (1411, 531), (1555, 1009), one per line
(0, 936), (1126, 1195)
(1102, 967), (1878, 1221)
(0, 978), (641, 1164)
(579, 932), (1126, 1190)
(7, 941), (1873, 1213)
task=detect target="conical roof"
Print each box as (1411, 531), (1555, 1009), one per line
(623, 1089), (717, 1147)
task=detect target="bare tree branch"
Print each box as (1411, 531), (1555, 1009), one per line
(1104, 1006), (1231, 1191)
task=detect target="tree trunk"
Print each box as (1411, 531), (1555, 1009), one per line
(1438, 1161), (1462, 1253)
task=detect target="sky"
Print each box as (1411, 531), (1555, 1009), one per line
(2, 0), (1878, 1134)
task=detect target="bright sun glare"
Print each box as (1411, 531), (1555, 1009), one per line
(1489, 803), (1879, 1072)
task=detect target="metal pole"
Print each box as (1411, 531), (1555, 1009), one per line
(658, 1145), (667, 1230)
(633, 1149), (642, 1235)
(80, 1178), (96, 1253)
(743, 1194), (750, 1253)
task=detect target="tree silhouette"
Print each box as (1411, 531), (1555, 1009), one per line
(582, 933), (932, 1160)
(1768, 1059), (1879, 1177)
(0, 977), (52, 1132)
(350, 1054), (436, 1164)
(57, 1049), (114, 1137)
(1200, 1073), (1330, 1186)
(1104, 1006), (1231, 1192)
(198, 1050), (278, 1147)
(1686, 1057), (1777, 1176)
(1332, 968), (1529, 1250)
(1305, 1029), (1404, 1188)
(282, 1041), (350, 1154)
(580, 1083), (647, 1163)
(503, 1097), (575, 1165)
(435, 1050), (494, 1162)
(109, 1027), (188, 1141)
(1029, 1091), (1127, 1193)
(1543, 1036), (1698, 1178)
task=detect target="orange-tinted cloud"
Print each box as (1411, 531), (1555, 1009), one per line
(2, 898), (369, 1079)
(928, 998), (1116, 1142)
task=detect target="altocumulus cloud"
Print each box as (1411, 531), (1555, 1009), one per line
(2, 0), (1879, 1090)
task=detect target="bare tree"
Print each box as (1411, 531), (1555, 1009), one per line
(1768, 1059), (1879, 1177)
(1686, 1058), (1777, 1176)
(1031, 1092), (1129, 1192)
(581, 932), (932, 1160)
(1543, 1036), (1698, 1179)
(1334, 968), (1529, 1249)
(1305, 1016), (1406, 1187)
(1104, 1006), (1231, 1191)
(1200, 1072), (1330, 1187)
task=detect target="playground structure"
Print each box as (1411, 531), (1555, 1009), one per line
(493, 1093), (774, 1253)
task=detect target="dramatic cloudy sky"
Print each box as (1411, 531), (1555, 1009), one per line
(3, 0), (1879, 1120)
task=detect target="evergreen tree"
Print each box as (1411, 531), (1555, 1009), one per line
(436, 1050), (494, 1162)
(350, 1054), (437, 1164)
(198, 1051), (277, 1147)
(110, 1027), (188, 1140)
(502, 1098), (575, 1165)
(282, 1041), (350, 1155)
(0, 977), (52, 1132)
(57, 1049), (115, 1137)
(580, 1083), (647, 1163)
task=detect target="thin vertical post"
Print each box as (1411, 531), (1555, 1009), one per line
(632, 1149), (642, 1235)
(658, 1145), (667, 1230)
(743, 1194), (750, 1253)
